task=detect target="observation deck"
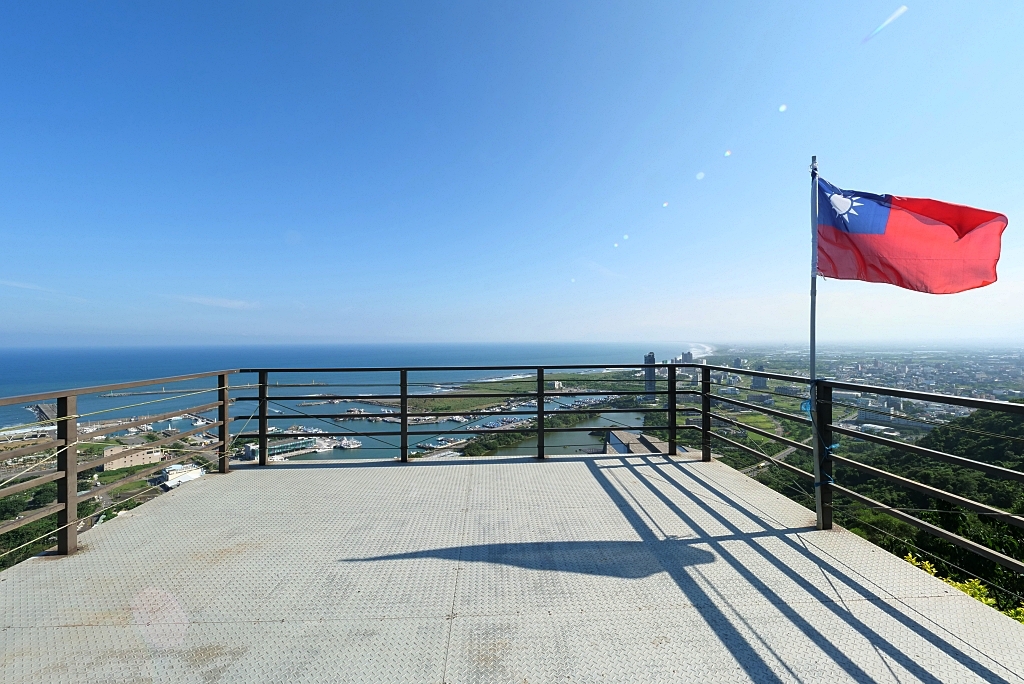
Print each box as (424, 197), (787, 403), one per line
(4, 452), (1023, 683)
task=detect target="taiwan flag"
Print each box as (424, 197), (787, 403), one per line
(816, 178), (1007, 294)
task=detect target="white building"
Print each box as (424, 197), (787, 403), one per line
(157, 463), (205, 490)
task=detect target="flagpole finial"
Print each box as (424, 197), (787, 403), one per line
(811, 155), (817, 175)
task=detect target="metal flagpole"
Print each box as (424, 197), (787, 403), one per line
(810, 155), (818, 383)
(809, 155), (829, 529)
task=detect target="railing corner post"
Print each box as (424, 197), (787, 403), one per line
(813, 381), (834, 530)
(56, 395), (78, 555)
(701, 365), (711, 462)
(536, 368), (545, 459)
(258, 371), (269, 466)
(400, 369), (409, 463)
(218, 373), (230, 474)
(667, 364), (677, 459)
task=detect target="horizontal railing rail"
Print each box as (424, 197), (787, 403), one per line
(0, 369), (238, 407)
(822, 379), (1024, 415)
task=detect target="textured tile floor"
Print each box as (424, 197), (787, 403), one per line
(2, 454), (1023, 683)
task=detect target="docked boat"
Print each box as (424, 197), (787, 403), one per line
(337, 437), (362, 449)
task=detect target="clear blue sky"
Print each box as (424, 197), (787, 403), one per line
(2, 1), (1022, 347)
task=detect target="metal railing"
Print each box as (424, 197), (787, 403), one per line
(1, 362), (1023, 581)
(0, 370), (236, 556)
(692, 363), (1024, 577)
(232, 363), (700, 462)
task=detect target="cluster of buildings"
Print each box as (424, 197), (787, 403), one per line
(818, 353), (1024, 400)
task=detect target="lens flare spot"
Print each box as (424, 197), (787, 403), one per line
(623, 234), (629, 240)
(696, 172), (705, 180)
(779, 104), (787, 112)
(571, 278), (575, 283)
(662, 202), (668, 207)
(724, 150), (731, 157)
(613, 243), (619, 248)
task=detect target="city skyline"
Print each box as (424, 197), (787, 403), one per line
(1, 1), (1022, 347)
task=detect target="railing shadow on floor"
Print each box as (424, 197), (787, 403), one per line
(335, 454), (1018, 684)
(620, 455), (1017, 684)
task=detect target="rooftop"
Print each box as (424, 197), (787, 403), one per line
(4, 452), (1023, 682)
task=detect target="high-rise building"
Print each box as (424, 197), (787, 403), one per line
(732, 358), (743, 369)
(673, 351), (694, 364)
(751, 365), (769, 389)
(644, 352), (656, 399)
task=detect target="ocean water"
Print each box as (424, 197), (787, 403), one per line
(0, 344), (698, 456)
(0, 343), (692, 398)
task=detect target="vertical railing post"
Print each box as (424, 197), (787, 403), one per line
(258, 371), (269, 466)
(56, 395), (78, 555)
(400, 369), (409, 463)
(700, 365), (711, 462)
(536, 368), (545, 459)
(813, 382), (834, 530)
(667, 365), (677, 459)
(218, 373), (230, 473)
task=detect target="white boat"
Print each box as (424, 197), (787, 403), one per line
(314, 438), (335, 452)
(337, 437), (362, 449)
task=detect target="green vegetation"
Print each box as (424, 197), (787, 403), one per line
(96, 462), (161, 485)
(0, 480), (100, 571)
(402, 371), (650, 415)
(734, 412), (775, 431)
(755, 403), (1024, 612)
(463, 430), (533, 457)
(111, 479), (149, 497)
(462, 411), (600, 457)
(905, 553), (1024, 623)
(79, 440), (117, 457)
(188, 453), (216, 471)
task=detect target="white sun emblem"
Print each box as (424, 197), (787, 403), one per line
(828, 192), (863, 224)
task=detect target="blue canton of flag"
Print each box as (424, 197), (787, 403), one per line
(817, 178), (891, 235)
